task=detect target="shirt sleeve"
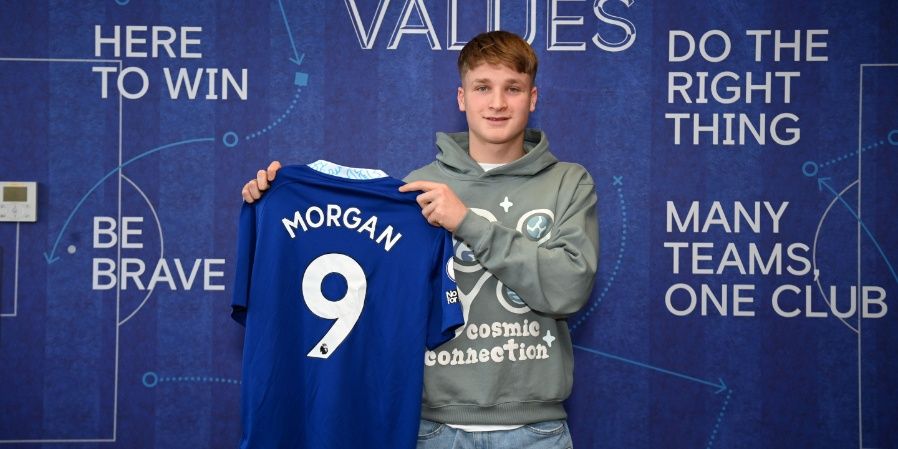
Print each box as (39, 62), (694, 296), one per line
(425, 230), (464, 349)
(231, 202), (257, 326)
(452, 168), (599, 318)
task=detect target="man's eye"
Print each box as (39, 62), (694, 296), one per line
(508, 87), (522, 93)
(474, 86), (488, 92)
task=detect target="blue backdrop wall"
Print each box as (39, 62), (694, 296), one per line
(1, 1), (897, 448)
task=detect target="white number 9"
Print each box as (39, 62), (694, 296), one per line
(302, 253), (367, 359)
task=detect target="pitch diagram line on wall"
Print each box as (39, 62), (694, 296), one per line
(42, 138), (215, 264)
(12, 222), (18, 316)
(244, 88), (304, 141)
(853, 62), (898, 449)
(0, 57), (121, 63)
(141, 371), (242, 388)
(573, 344), (728, 394)
(811, 179), (860, 334)
(0, 56), (122, 444)
(807, 128), (898, 335)
(704, 388), (733, 449)
(0, 57), (123, 265)
(0, 223), (20, 318)
(857, 62), (864, 449)
(117, 175), (165, 326)
(816, 178), (898, 287)
(0, 439), (115, 445)
(277, 0), (306, 66)
(115, 66), (123, 442)
(570, 176), (627, 332)
(243, 0), (308, 142)
(801, 132), (896, 182)
(819, 139), (887, 169)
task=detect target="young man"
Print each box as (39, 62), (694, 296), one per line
(242, 31), (598, 448)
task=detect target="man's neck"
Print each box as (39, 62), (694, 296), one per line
(468, 137), (526, 164)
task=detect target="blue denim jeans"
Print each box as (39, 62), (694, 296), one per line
(416, 419), (573, 449)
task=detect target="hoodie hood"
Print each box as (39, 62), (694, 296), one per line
(434, 128), (557, 178)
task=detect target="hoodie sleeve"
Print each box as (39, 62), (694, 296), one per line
(452, 167), (599, 318)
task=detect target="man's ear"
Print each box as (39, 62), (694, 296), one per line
(457, 86), (466, 112)
(529, 85), (538, 112)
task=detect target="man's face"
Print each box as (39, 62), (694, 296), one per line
(457, 63), (537, 155)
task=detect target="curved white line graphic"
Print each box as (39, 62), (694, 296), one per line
(118, 175), (165, 327)
(812, 179), (859, 334)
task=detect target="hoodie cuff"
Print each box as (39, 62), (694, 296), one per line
(454, 209), (491, 253)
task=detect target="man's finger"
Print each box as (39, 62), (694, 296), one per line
(242, 180), (259, 202)
(256, 170), (268, 191)
(267, 161), (281, 181)
(248, 181), (262, 200)
(415, 190), (438, 208)
(421, 201), (437, 219)
(399, 180), (439, 193)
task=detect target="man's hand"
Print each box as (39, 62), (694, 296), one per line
(241, 161), (282, 203)
(399, 181), (468, 232)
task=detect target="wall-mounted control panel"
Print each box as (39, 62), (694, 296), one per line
(0, 182), (37, 222)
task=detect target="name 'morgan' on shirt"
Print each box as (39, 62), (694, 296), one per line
(281, 202), (403, 252)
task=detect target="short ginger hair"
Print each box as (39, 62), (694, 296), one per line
(457, 31), (538, 82)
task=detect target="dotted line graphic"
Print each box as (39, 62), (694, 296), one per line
(245, 87), (302, 141)
(801, 131), (898, 179)
(570, 181), (627, 332)
(819, 139), (886, 168)
(142, 371), (241, 388)
(705, 388), (733, 449)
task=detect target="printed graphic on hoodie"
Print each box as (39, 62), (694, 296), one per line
(427, 206), (560, 368)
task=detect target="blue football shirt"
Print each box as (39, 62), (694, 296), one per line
(232, 163), (462, 449)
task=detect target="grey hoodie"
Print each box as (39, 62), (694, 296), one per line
(405, 129), (599, 425)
